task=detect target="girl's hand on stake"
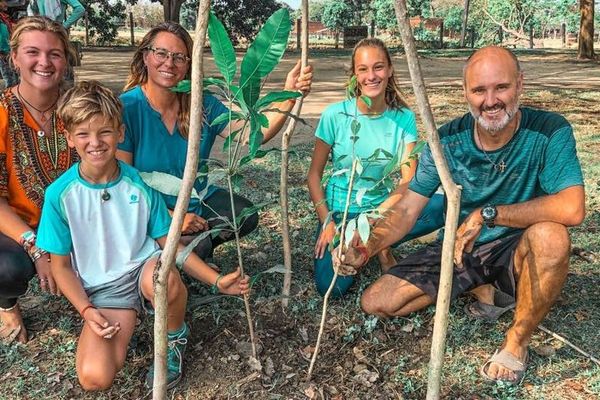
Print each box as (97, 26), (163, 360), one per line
(315, 221), (336, 259)
(217, 267), (251, 296)
(181, 213), (209, 235)
(84, 308), (121, 339)
(284, 60), (313, 96)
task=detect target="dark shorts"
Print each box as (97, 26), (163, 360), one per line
(387, 232), (522, 301)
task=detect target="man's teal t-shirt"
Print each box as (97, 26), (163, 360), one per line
(119, 86), (228, 215)
(409, 107), (584, 245)
(316, 98), (417, 213)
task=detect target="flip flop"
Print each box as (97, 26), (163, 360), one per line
(464, 301), (515, 322)
(0, 324), (22, 344)
(465, 289), (516, 322)
(480, 348), (529, 385)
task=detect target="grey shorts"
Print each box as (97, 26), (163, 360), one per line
(84, 251), (161, 315)
(387, 233), (522, 301)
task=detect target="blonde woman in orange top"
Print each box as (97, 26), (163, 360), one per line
(0, 16), (77, 343)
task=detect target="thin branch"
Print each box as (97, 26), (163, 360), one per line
(152, 1), (211, 398)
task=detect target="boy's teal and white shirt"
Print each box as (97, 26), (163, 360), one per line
(37, 161), (171, 289)
(316, 98), (417, 214)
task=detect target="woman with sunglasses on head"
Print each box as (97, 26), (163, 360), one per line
(117, 22), (312, 263)
(0, 16), (78, 343)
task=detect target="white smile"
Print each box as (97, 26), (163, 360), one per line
(365, 81), (382, 88)
(159, 71), (175, 78)
(88, 150), (107, 156)
(34, 70), (53, 77)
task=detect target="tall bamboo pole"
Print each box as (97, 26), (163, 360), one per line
(152, 1), (210, 397)
(393, 2), (462, 399)
(281, 0), (309, 309)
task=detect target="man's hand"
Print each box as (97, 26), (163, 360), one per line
(454, 208), (484, 267)
(34, 255), (60, 296)
(181, 213), (209, 235)
(84, 308), (121, 339)
(315, 221), (336, 259)
(284, 60), (313, 96)
(217, 267), (251, 296)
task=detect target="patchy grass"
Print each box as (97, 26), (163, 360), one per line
(1, 73), (599, 399)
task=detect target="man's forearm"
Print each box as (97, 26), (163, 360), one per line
(495, 185), (585, 228)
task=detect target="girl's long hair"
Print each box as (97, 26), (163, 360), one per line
(347, 38), (408, 110)
(124, 22), (192, 137)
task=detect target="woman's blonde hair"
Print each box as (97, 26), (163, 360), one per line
(347, 38), (408, 110)
(123, 22), (192, 138)
(57, 80), (123, 131)
(10, 16), (75, 80)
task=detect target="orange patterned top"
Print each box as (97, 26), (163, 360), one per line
(0, 89), (78, 228)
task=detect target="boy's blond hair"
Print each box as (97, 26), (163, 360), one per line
(57, 81), (123, 131)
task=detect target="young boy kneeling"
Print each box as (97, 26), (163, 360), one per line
(36, 81), (249, 391)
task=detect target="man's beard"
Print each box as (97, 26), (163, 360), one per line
(469, 100), (519, 134)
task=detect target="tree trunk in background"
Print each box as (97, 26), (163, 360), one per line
(577, 0), (595, 59)
(163, 0), (184, 23)
(460, 0), (470, 47)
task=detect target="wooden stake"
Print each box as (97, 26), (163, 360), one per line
(393, 2), (462, 399)
(152, 1), (210, 398)
(281, 0), (309, 309)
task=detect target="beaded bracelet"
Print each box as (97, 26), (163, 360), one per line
(211, 274), (224, 294)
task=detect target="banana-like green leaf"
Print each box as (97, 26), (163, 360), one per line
(171, 78), (221, 95)
(239, 8), (291, 107)
(196, 169), (227, 201)
(230, 173), (243, 190)
(235, 199), (276, 225)
(360, 95), (372, 108)
(344, 219), (356, 247)
(410, 140), (426, 157)
(258, 113), (269, 129)
(247, 113), (264, 158)
(208, 12), (236, 85)
(239, 147), (279, 168)
(175, 228), (225, 269)
(356, 187), (367, 207)
(346, 75), (357, 99)
(357, 213), (370, 245)
(382, 151), (400, 176)
(140, 172), (200, 200)
(255, 90), (301, 110)
(210, 111), (245, 127)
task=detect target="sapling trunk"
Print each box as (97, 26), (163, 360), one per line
(152, 1), (210, 398)
(281, 0), (309, 309)
(307, 158), (359, 381)
(393, 1), (462, 399)
(226, 174), (258, 359)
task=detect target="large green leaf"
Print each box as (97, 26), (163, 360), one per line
(208, 12), (236, 85)
(255, 90), (301, 110)
(210, 111), (245, 127)
(239, 8), (291, 107)
(140, 172), (200, 200)
(247, 112), (264, 158)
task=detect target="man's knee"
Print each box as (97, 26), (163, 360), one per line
(360, 281), (410, 318)
(523, 222), (570, 265)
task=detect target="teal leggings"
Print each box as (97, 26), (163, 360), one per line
(313, 193), (445, 298)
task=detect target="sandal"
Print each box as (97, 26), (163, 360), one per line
(480, 349), (528, 385)
(465, 289), (515, 322)
(0, 324), (22, 344)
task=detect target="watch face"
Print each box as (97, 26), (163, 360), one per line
(482, 206), (497, 220)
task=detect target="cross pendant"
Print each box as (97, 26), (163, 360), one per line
(496, 161), (507, 173)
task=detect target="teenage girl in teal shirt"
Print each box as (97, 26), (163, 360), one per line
(117, 22), (312, 260)
(307, 38), (444, 298)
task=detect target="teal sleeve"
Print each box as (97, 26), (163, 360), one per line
(539, 125), (584, 194)
(62, 0), (85, 29)
(119, 102), (135, 153)
(408, 143), (440, 198)
(315, 106), (335, 145)
(36, 189), (72, 255)
(403, 110), (418, 143)
(147, 186), (172, 239)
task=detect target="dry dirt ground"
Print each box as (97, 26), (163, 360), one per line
(1, 48), (599, 400)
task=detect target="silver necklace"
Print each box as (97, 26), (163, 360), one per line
(79, 162), (120, 202)
(474, 116), (520, 173)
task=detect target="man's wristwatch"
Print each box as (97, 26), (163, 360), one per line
(480, 204), (498, 228)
